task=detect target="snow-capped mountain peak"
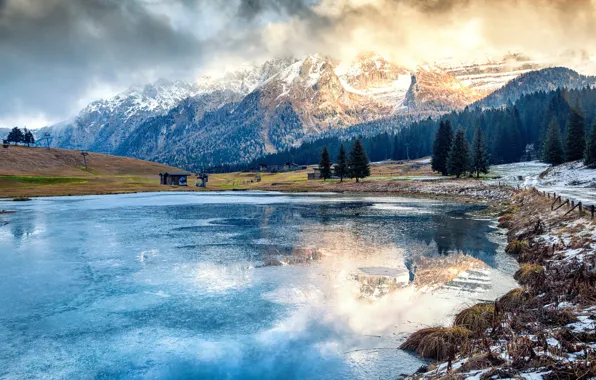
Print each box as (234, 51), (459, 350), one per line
(40, 50), (596, 169)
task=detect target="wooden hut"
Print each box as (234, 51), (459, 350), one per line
(159, 172), (190, 186)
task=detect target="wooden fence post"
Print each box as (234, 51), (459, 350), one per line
(553, 199), (569, 212)
(592, 205), (595, 220)
(551, 196), (561, 210)
(565, 201), (582, 217)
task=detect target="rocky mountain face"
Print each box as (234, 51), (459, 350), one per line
(39, 53), (595, 169)
(38, 79), (204, 153)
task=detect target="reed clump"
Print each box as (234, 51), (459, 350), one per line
(453, 303), (496, 334)
(514, 263), (545, 286)
(497, 288), (530, 311)
(505, 240), (528, 254)
(400, 326), (472, 361)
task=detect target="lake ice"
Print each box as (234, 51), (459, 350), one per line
(0, 192), (518, 379)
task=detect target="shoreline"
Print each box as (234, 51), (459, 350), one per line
(0, 177), (515, 205)
(401, 188), (596, 379)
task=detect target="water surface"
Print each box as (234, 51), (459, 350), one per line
(0, 192), (517, 379)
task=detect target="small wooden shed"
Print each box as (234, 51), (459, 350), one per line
(159, 172), (190, 186)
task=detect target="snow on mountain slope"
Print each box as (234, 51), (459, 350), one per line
(195, 58), (298, 95)
(40, 52), (593, 169)
(38, 79), (205, 152)
(335, 53), (412, 109)
(438, 53), (548, 93)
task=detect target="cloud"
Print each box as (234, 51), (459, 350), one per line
(1, 0), (595, 128)
(0, 0), (205, 127)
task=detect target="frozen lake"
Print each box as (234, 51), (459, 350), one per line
(0, 192), (518, 379)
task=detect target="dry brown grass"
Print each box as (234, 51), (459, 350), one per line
(453, 303), (496, 334)
(514, 263), (545, 287)
(541, 308), (579, 326)
(497, 288), (530, 311)
(505, 240), (528, 254)
(400, 326), (473, 361)
(0, 146), (187, 198)
(498, 214), (513, 228)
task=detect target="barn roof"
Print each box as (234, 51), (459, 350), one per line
(160, 172), (190, 176)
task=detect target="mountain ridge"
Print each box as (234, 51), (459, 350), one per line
(37, 54), (596, 169)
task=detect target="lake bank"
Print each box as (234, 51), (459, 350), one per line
(1, 174), (516, 210)
(403, 188), (596, 379)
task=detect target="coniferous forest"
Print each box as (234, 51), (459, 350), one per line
(240, 86), (596, 171)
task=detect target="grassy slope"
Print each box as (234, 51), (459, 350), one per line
(207, 160), (439, 192)
(0, 146), (443, 197)
(0, 146), (186, 197)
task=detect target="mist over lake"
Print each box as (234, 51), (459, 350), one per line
(0, 192), (518, 379)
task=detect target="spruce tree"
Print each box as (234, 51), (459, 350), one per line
(565, 107), (586, 162)
(348, 139), (370, 183)
(542, 119), (565, 166)
(585, 119), (596, 169)
(319, 146), (332, 181)
(334, 143), (348, 182)
(470, 126), (489, 178)
(432, 120), (453, 176)
(447, 126), (471, 178)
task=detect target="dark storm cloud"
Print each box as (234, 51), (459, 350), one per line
(0, 0), (205, 124)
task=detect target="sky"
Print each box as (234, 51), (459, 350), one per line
(1, 0), (596, 129)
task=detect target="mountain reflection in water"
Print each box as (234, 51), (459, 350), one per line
(0, 192), (517, 379)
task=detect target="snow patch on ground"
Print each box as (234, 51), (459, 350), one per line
(539, 161), (596, 188)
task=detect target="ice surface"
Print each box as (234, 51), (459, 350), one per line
(0, 192), (518, 379)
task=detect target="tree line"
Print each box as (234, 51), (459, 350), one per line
(245, 86), (596, 171)
(542, 107), (596, 168)
(3, 127), (35, 146)
(318, 139), (371, 182)
(431, 122), (490, 178)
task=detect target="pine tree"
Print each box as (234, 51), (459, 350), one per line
(447, 126), (471, 178)
(348, 139), (370, 183)
(565, 107), (586, 162)
(7, 127), (24, 145)
(334, 143), (348, 182)
(319, 146), (332, 181)
(470, 126), (489, 178)
(432, 120), (453, 176)
(585, 119), (596, 169)
(542, 118), (565, 166)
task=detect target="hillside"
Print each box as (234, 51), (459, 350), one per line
(472, 67), (596, 109)
(0, 146), (185, 197)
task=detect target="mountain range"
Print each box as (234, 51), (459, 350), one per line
(37, 53), (596, 170)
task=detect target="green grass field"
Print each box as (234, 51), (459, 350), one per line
(0, 175), (89, 185)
